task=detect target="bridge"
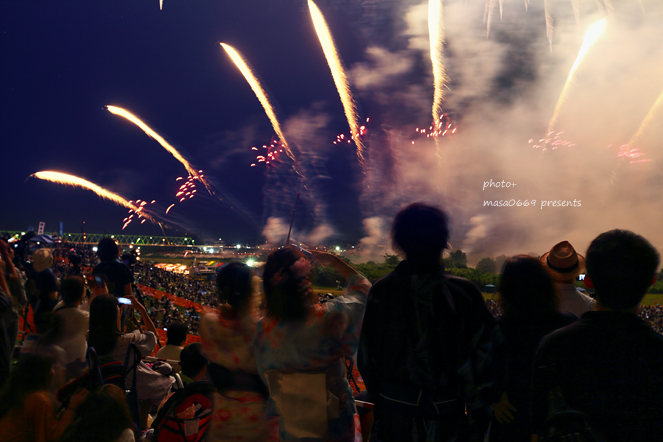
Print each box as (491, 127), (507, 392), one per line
(2, 231), (196, 246)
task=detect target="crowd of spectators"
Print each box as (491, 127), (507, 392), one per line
(134, 265), (216, 308)
(143, 295), (201, 335)
(638, 304), (663, 333)
(10, 237), (663, 339)
(1, 210), (663, 442)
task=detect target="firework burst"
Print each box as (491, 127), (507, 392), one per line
(412, 113), (458, 144)
(528, 131), (578, 151)
(250, 137), (285, 167)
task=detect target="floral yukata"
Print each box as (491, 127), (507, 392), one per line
(255, 274), (371, 442)
(200, 310), (278, 442)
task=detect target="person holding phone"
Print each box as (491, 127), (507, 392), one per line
(88, 294), (173, 429)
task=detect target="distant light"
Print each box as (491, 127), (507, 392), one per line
(335, 246), (340, 251)
(236, 244), (241, 249)
(129, 245), (133, 249)
(246, 259), (255, 267)
(92, 247), (98, 252)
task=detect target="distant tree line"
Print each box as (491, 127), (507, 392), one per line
(310, 252), (498, 290)
(310, 253), (663, 294)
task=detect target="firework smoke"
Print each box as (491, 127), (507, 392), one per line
(628, 88), (663, 149)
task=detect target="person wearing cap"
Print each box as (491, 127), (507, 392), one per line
(27, 248), (59, 333)
(540, 241), (595, 318)
(531, 230), (663, 441)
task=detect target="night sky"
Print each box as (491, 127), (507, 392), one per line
(1, 0), (367, 244)
(2, 0), (662, 259)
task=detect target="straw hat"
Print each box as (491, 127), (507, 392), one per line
(32, 248), (53, 272)
(540, 241), (586, 281)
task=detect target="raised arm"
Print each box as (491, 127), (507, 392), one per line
(128, 295), (160, 343)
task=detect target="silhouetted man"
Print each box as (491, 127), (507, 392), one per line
(531, 229), (663, 441)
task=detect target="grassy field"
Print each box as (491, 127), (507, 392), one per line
(313, 287), (345, 296)
(641, 294), (663, 306)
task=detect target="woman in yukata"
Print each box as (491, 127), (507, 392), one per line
(199, 262), (278, 442)
(255, 247), (371, 442)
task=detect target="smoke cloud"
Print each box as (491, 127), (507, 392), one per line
(346, 0), (663, 261)
(256, 0), (663, 263)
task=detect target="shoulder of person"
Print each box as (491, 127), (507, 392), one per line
(443, 273), (479, 291)
(116, 427), (136, 442)
(537, 320), (580, 356)
(443, 273), (485, 303)
(200, 311), (218, 324)
(578, 290), (596, 302)
(559, 311), (579, 324)
(24, 390), (54, 410)
(370, 270), (406, 292)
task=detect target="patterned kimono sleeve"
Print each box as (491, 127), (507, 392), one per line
(325, 274), (371, 358)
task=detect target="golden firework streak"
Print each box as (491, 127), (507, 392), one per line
(546, 19), (606, 136)
(220, 43), (304, 179)
(308, 0), (366, 170)
(30, 171), (156, 223)
(607, 88), (660, 186)
(628, 88), (663, 148)
(429, 0), (446, 124)
(106, 105), (214, 195)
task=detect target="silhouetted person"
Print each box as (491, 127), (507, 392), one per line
(358, 203), (499, 442)
(531, 230), (663, 441)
